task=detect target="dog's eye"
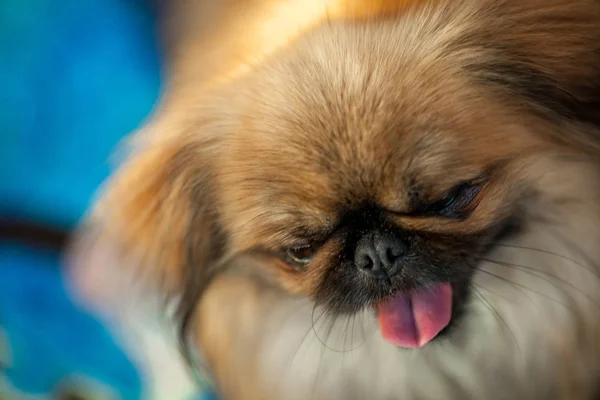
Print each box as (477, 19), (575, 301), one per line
(285, 244), (315, 268)
(426, 181), (483, 219)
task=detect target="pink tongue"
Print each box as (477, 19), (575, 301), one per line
(377, 283), (452, 348)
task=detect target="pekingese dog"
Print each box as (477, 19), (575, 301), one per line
(68, 0), (600, 399)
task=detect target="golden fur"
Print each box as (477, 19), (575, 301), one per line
(69, 0), (600, 399)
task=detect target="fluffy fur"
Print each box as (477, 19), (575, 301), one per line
(68, 0), (600, 399)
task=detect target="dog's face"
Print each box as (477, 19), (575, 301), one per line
(78, 0), (600, 376)
(214, 25), (533, 345)
(196, 3), (600, 348)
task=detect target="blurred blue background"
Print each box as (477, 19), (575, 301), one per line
(0, 0), (213, 398)
(0, 0), (161, 228)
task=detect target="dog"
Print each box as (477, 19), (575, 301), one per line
(67, 0), (600, 399)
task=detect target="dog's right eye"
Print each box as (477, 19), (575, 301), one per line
(430, 181), (483, 219)
(285, 244), (315, 269)
(412, 179), (485, 220)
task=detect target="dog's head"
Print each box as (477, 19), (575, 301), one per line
(75, 0), (600, 359)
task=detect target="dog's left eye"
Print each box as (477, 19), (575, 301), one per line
(426, 181), (483, 218)
(285, 244), (315, 268)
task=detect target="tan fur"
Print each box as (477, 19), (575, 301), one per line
(69, 0), (600, 399)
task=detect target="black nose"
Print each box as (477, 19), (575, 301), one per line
(354, 232), (406, 278)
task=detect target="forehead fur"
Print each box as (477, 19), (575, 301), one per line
(213, 22), (526, 239)
(206, 0), (600, 250)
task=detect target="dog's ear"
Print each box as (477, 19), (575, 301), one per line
(68, 119), (226, 350)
